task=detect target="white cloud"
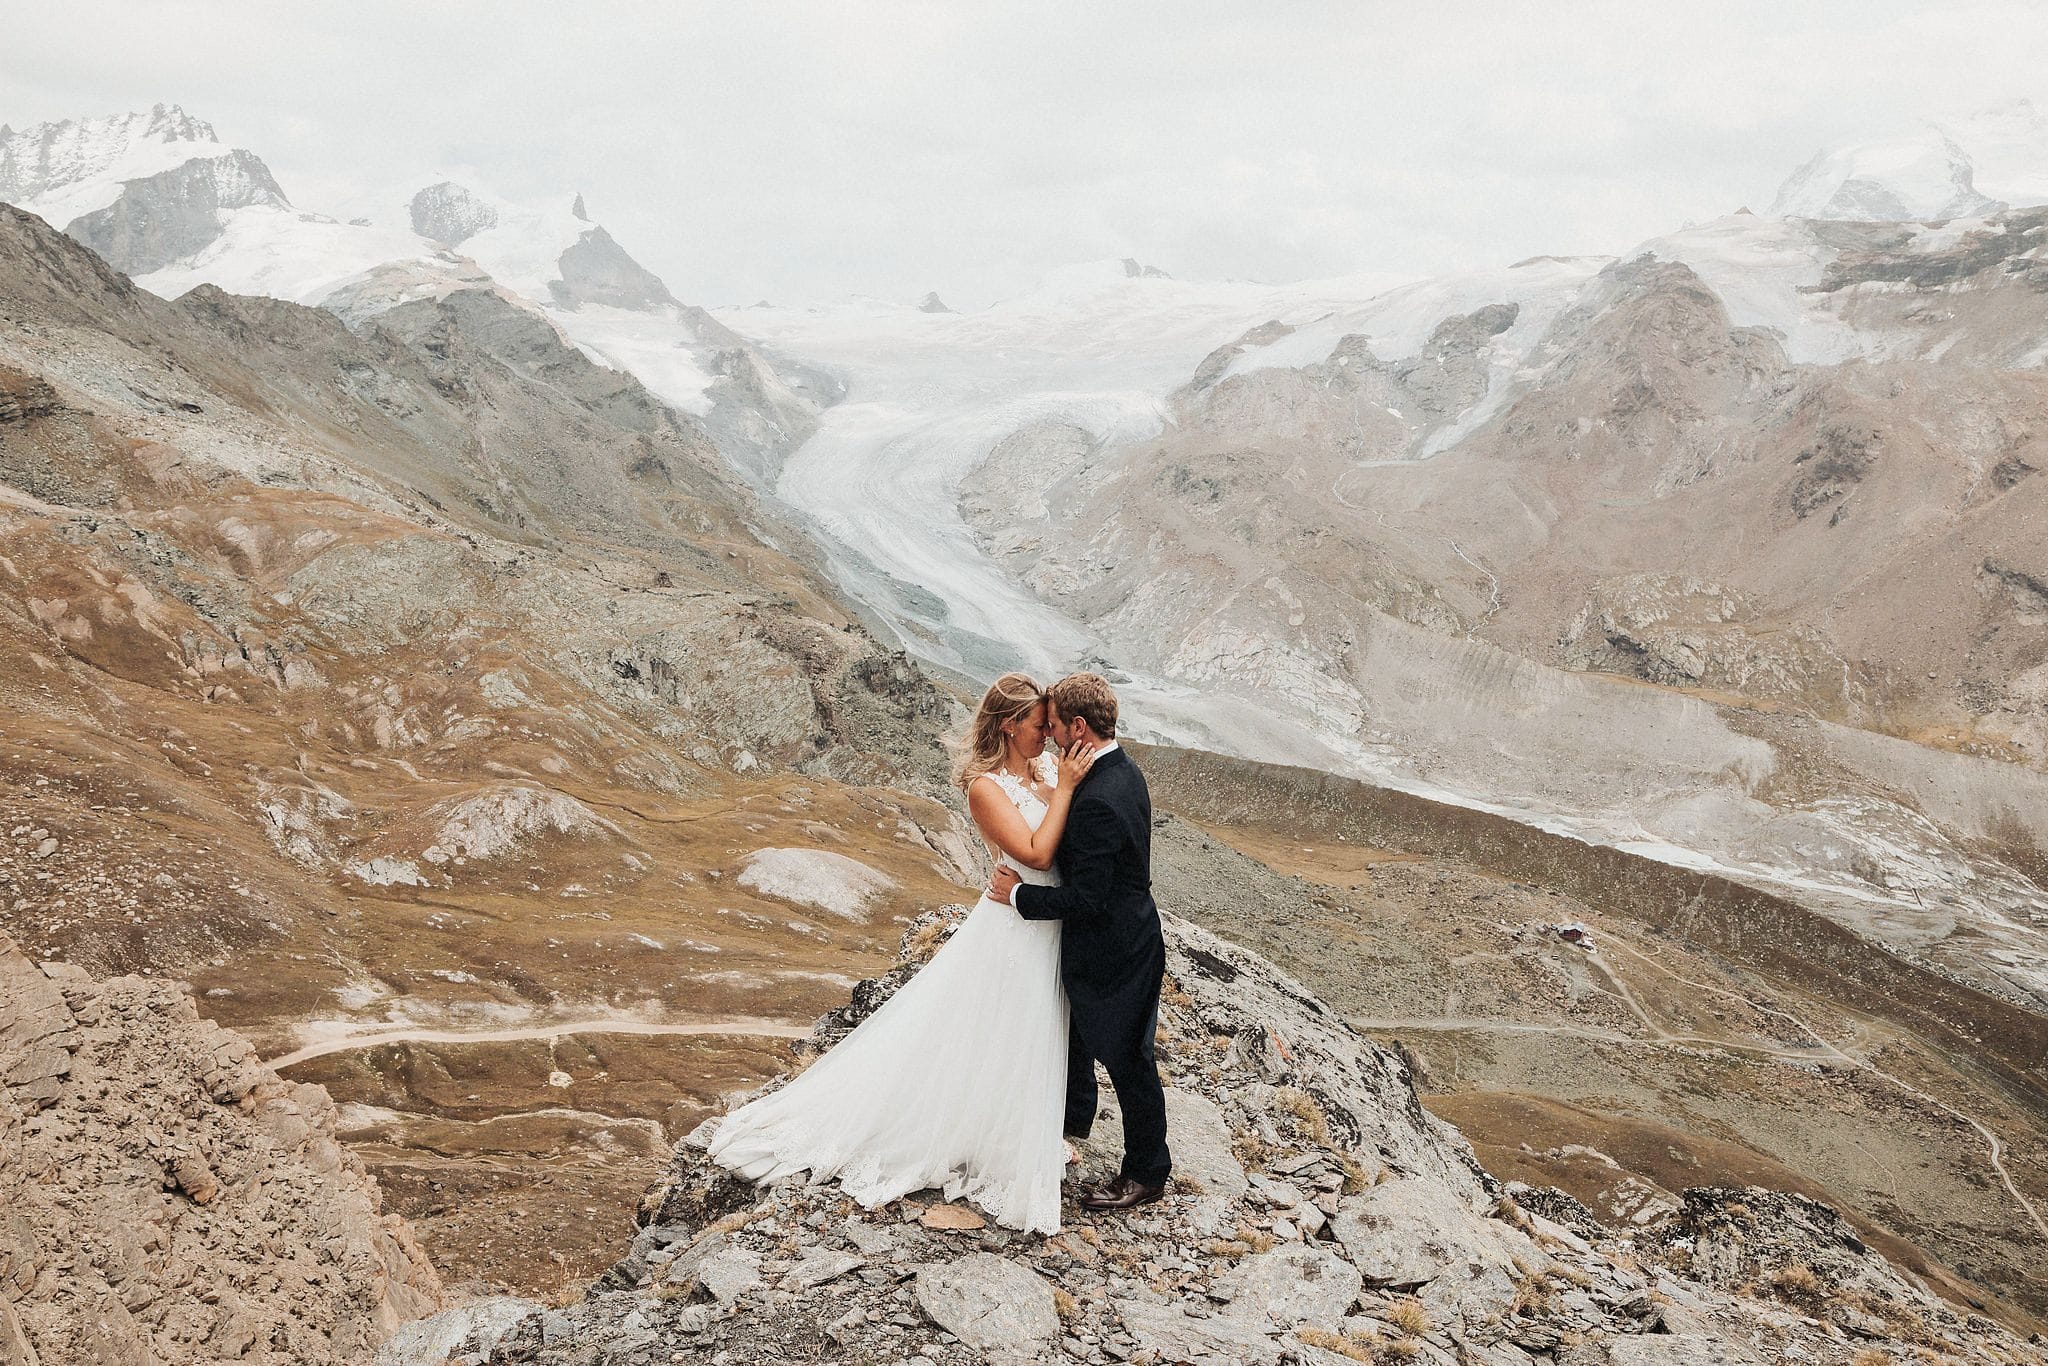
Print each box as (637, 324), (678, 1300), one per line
(6, 0), (2046, 308)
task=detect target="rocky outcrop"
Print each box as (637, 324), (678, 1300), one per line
(0, 104), (217, 205)
(546, 226), (678, 313)
(64, 149), (290, 275)
(410, 908), (2041, 1366)
(1559, 574), (1856, 706)
(0, 932), (443, 1364)
(408, 182), (499, 248)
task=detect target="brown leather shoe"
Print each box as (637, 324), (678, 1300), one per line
(1079, 1175), (1166, 1212)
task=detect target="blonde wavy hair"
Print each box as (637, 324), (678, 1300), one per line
(950, 671), (1046, 792)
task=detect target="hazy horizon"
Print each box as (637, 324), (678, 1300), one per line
(9, 1), (2048, 309)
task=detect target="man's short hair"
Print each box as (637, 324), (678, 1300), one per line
(1047, 672), (1118, 739)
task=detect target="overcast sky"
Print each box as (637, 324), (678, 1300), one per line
(9, 1), (2047, 308)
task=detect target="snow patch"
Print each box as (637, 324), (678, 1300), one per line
(735, 848), (895, 921)
(421, 784), (621, 864)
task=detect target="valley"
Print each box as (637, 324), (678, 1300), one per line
(1139, 743), (2048, 1331)
(3, 92), (2047, 1360)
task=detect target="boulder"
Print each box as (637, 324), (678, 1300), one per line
(1218, 1243), (1363, 1327)
(913, 1253), (1058, 1355)
(1332, 1177), (1543, 1290)
(1116, 1300), (1285, 1365)
(662, 1232), (764, 1304)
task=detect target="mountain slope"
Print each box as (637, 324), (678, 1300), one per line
(415, 906), (2047, 1365)
(0, 106), (835, 485)
(0, 931), (445, 1363)
(0, 201), (964, 1293)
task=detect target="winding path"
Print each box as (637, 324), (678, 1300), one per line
(1599, 934), (2048, 1249)
(1371, 929), (2048, 1249)
(265, 1016), (812, 1071)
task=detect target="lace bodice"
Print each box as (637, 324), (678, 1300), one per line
(980, 754), (1062, 887)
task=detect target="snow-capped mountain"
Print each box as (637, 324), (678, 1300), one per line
(8, 101), (2046, 1013)
(0, 106), (832, 480)
(1948, 97), (2048, 208)
(0, 103), (219, 210)
(716, 166), (2048, 1013)
(0, 104), (290, 275)
(1769, 99), (2048, 220)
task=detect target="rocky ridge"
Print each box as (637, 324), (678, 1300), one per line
(0, 929), (444, 1363)
(389, 908), (2045, 1366)
(0, 105), (835, 485)
(0, 105), (287, 277)
(946, 210), (2048, 1017)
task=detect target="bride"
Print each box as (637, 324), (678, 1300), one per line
(705, 672), (1101, 1233)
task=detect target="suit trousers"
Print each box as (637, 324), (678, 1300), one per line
(1063, 995), (1171, 1186)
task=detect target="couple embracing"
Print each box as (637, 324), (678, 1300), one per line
(707, 672), (1172, 1232)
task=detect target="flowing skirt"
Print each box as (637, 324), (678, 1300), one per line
(706, 895), (1069, 1233)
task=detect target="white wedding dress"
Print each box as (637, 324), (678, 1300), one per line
(706, 757), (1069, 1233)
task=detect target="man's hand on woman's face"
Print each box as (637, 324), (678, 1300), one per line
(989, 864), (1022, 903)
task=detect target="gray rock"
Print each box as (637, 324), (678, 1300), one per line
(784, 1249), (863, 1289)
(663, 1232), (764, 1304)
(1165, 1087), (1247, 1236)
(1418, 1255), (1520, 1328)
(408, 182), (499, 248)
(1217, 1244), (1362, 1327)
(375, 1296), (541, 1365)
(1171, 1089), (1245, 1196)
(1268, 1151), (1327, 1177)
(65, 149), (288, 275)
(839, 1220), (897, 1253)
(1609, 1337), (1766, 1366)
(665, 1304), (715, 1335)
(1332, 1178), (1542, 1288)
(913, 1253), (1059, 1355)
(1116, 1300), (1283, 1365)
(548, 225), (678, 312)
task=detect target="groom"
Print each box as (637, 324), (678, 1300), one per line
(989, 673), (1171, 1212)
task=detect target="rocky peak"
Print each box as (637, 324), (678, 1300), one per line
(571, 192), (589, 222)
(1480, 254), (1790, 492)
(408, 181), (501, 248)
(547, 224), (680, 313)
(917, 290), (954, 313)
(392, 906), (2042, 1366)
(63, 147), (291, 275)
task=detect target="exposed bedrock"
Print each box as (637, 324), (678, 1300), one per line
(437, 907), (2045, 1365)
(0, 932), (443, 1364)
(65, 149), (290, 276)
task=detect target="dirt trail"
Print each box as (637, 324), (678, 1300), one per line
(1594, 932), (2048, 1247)
(265, 1016), (812, 1071)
